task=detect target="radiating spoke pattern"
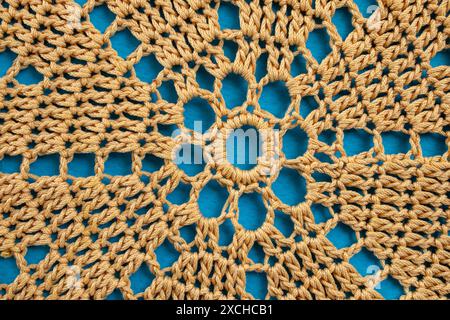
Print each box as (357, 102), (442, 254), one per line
(0, 0), (448, 300)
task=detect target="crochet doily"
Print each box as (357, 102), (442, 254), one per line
(0, 0), (449, 300)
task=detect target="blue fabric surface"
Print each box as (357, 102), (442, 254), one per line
(1, 0), (448, 300)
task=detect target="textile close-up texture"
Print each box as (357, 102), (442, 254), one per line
(0, 0), (449, 300)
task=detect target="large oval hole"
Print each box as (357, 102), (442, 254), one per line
(259, 81), (290, 118)
(272, 167), (306, 206)
(183, 97), (216, 133)
(221, 73), (247, 109)
(198, 179), (228, 218)
(238, 192), (267, 230)
(175, 144), (206, 176)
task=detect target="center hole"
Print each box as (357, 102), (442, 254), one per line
(226, 125), (263, 170)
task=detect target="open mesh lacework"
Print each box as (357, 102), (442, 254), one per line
(0, 0), (449, 300)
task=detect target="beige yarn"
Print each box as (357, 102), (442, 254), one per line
(0, 0), (449, 300)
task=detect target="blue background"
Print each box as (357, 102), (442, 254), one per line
(0, 0), (448, 300)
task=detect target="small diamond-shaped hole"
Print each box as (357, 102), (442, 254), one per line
(219, 219), (235, 246)
(106, 288), (123, 300)
(326, 222), (357, 249)
(312, 171), (332, 182)
(420, 133), (447, 157)
(129, 263), (155, 294)
(0, 155), (22, 173)
(223, 39), (238, 62)
(155, 239), (180, 269)
(68, 153), (95, 177)
(0, 256), (19, 284)
(104, 152), (132, 176)
(291, 53), (307, 77)
(354, 0), (379, 18)
(158, 80), (178, 104)
(30, 154), (60, 176)
(157, 123), (181, 138)
(15, 65), (43, 85)
(183, 97), (216, 133)
(306, 28), (331, 64)
(110, 28), (140, 59)
(248, 242), (265, 264)
(90, 4), (115, 34)
(283, 125), (308, 159)
(167, 182), (191, 205)
(300, 95), (319, 118)
(430, 48), (450, 67)
(197, 65), (215, 92)
(25, 245), (50, 264)
(221, 73), (248, 109)
(349, 248), (381, 276)
(246, 271), (267, 300)
(274, 210), (294, 237)
(272, 168), (307, 206)
(179, 224), (196, 243)
(318, 129), (336, 145)
(175, 144), (206, 176)
(0, 48), (17, 77)
(142, 154), (164, 173)
(259, 81), (291, 118)
(134, 53), (163, 83)
(332, 7), (354, 40)
(377, 275), (404, 300)
(381, 131), (410, 154)
(311, 203), (332, 223)
(218, 2), (240, 30)
(343, 129), (373, 156)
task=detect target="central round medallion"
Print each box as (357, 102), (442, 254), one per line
(210, 114), (281, 188)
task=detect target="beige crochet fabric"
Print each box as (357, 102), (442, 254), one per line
(0, 0), (449, 300)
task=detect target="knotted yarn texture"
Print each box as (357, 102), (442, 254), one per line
(0, 0), (449, 300)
